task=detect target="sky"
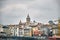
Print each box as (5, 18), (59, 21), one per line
(0, 0), (60, 25)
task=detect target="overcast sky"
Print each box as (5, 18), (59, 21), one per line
(0, 0), (59, 25)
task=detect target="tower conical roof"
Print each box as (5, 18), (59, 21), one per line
(27, 14), (30, 18)
(19, 20), (22, 25)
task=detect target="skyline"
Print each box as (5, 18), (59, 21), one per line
(0, 0), (59, 25)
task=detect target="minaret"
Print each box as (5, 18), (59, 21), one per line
(26, 14), (30, 25)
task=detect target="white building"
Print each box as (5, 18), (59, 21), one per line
(40, 25), (49, 36)
(17, 26), (24, 37)
(8, 25), (18, 36)
(0, 24), (3, 32)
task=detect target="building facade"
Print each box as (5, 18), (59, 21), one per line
(0, 24), (3, 32)
(1, 14), (58, 37)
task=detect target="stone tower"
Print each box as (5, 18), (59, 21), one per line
(26, 14), (30, 25)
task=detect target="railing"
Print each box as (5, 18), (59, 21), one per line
(0, 36), (48, 40)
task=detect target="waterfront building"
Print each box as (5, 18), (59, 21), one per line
(17, 25), (24, 37)
(52, 24), (58, 36)
(40, 25), (50, 36)
(48, 20), (58, 36)
(3, 26), (10, 36)
(0, 24), (3, 32)
(32, 27), (39, 36)
(24, 26), (32, 37)
(57, 19), (60, 36)
(8, 25), (18, 36)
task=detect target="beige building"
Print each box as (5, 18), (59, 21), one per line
(24, 27), (32, 37)
(57, 19), (60, 36)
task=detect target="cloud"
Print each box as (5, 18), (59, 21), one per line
(0, 4), (27, 12)
(56, 0), (60, 18)
(0, 0), (58, 25)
